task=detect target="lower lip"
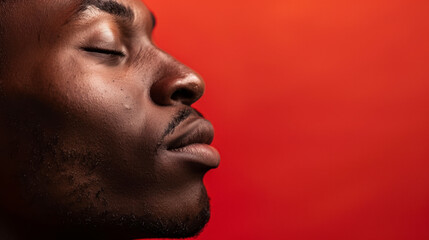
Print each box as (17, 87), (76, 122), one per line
(168, 144), (220, 168)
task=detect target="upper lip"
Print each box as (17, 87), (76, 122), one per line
(164, 116), (215, 150)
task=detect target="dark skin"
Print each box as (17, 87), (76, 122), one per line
(0, 0), (219, 239)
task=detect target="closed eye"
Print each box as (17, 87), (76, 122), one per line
(82, 47), (125, 57)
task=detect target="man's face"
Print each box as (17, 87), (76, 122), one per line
(0, 0), (219, 238)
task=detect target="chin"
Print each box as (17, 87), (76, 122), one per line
(119, 185), (212, 239)
(135, 192), (212, 239)
(42, 184), (212, 240)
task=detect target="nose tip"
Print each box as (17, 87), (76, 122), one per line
(150, 72), (205, 106)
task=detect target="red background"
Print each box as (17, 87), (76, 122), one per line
(143, 0), (429, 239)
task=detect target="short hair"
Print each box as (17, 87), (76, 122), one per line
(0, 1), (15, 96)
(0, 1), (9, 77)
(0, 1), (17, 86)
(0, 3), (6, 87)
(0, 0), (38, 76)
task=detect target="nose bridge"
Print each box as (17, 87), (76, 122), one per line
(149, 48), (205, 106)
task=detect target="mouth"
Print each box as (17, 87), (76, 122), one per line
(163, 116), (220, 169)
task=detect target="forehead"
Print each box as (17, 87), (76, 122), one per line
(3, 0), (154, 31)
(17, 0), (155, 45)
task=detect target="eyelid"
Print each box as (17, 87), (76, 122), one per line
(81, 46), (125, 57)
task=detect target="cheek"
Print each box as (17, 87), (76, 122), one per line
(29, 52), (168, 172)
(27, 53), (167, 194)
(34, 52), (148, 135)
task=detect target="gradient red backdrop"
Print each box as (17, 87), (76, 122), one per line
(143, 0), (429, 239)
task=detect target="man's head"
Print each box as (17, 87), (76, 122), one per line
(0, 0), (219, 239)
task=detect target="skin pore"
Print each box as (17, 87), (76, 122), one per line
(0, 0), (219, 239)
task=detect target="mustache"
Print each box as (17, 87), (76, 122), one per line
(162, 107), (204, 138)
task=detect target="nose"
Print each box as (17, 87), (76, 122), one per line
(150, 61), (205, 106)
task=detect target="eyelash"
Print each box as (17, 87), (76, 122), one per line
(82, 47), (125, 57)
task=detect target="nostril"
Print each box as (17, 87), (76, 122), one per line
(171, 88), (196, 104)
(150, 71), (205, 106)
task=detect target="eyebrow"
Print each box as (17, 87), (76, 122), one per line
(79, 0), (134, 19)
(76, 0), (156, 28)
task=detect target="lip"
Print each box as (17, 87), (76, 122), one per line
(163, 117), (220, 169)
